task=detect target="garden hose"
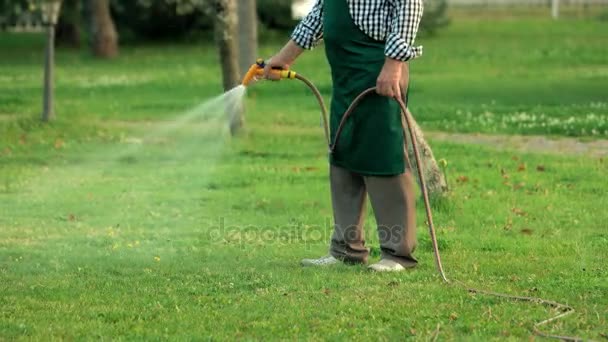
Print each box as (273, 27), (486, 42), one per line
(243, 64), (581, 341)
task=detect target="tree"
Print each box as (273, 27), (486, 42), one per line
(213, 0), (242, 135)
(56, 0), (82, 47)
(89, 0), (118, 58)
(237, 0), (258, 78)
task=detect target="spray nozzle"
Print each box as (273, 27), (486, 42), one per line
(241, 58), (297, 86)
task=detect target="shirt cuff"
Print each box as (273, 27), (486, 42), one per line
(291, 23), (316, 50)
(384, 33), (423, 61)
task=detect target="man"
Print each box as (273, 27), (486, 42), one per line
(265, 0), (424, 272)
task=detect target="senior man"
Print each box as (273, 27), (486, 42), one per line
(265, 0), (424, 272)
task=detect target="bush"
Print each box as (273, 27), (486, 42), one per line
(257, 0), (297, 29)
(420, 0), (450, 35)
(0, 0), (34, 29)
(109, 0), (212, 41)
(257, 0), (449, 34)
(23, 0), (447, 41)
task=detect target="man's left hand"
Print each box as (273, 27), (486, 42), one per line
(376, 58), (403, 99)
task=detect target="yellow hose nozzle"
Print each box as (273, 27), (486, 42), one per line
(241, 59), (297, 86)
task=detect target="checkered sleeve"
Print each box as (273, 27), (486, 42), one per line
(385, 0), (424, 61)
(291, 0), (324, 49)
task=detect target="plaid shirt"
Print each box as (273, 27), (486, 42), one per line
(291, 0), (424, 61)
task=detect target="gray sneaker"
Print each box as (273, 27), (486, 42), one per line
(301, 255), (340, 267)
(368, 259), (406, 272)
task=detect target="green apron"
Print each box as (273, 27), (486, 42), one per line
(324, 0), (405, 176)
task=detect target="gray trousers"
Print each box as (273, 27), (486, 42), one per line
(329, 164), (418, 267)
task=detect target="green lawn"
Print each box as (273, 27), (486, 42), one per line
(1, 16), (607, 340)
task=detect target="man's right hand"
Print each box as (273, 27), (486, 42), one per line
(263, 40), (305, 81)
(263, 56), (291, 81)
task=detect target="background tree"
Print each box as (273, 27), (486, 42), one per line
(88, 0), (118, 58)
(213, 0), (242, 135)
(56, 0), (81, 47)
(237, 0), (258, 77)
(419, 0), (449, 35)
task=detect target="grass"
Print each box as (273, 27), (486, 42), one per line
(1, 15), (607, 340)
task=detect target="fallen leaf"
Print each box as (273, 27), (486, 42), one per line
(68, 214), (76, 222)
(19, 134), (27, 145)
(520, 228), (533, 235)
(536, 165), (545, 172)
(457, 175), (469, 183)
(503, 219), (513, 231)
(517, 163), (526, 172)
(54, 138), (64, 149)
(409, 328), (417, 336)
(449, 312), (458, 321)
(513, 182), (525, 190)
(387, 281), (399, 287)
(323, 288), (330, 295)
(501, 168), (509, 179)
(511, 156), (519, 161)
(511, 207), (527, 216)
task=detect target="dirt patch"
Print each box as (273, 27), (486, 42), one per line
(427, 131), (608, 157)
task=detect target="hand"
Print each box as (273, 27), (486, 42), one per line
(376, 58), (403, 99)
(263, 55), (291, 81)
(263, 40), (304, 81)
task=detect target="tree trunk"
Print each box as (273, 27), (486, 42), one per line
(89, 0), (118, 58)
(214, 0), (242, 135)
(56, 0), (81, 48)
(237, 0), (258, 78)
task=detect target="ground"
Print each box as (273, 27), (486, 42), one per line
(1, 13), (607, 340)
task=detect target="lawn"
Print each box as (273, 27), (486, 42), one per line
(1, 15), (607, 340)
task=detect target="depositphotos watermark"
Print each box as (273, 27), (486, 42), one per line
(204, 218), (405, 247)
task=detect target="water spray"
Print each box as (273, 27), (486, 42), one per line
(241, 59), (583, 341)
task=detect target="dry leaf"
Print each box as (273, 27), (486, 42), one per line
(520, 228), (533, 235)
(501, 168), (509, 179)
(449, 312), (458, 321)
(54, 138), (64, 149)
(511, 208), (527, 216)
(536, 165), (545, 172)
(457, 175), (469, 183)
(517, 163), (526, 172)
(503, 219), (513, 231)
